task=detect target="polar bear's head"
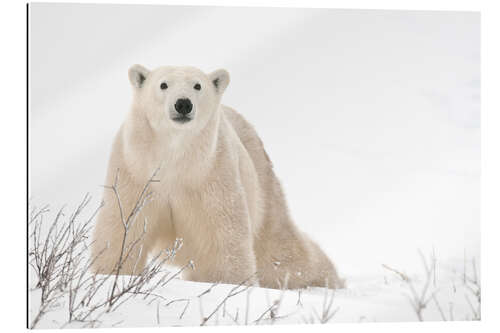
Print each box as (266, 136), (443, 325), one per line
(128, 65), (230, 132)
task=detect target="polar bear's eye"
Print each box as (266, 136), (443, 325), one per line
(194, 83), (201, 91)
(160, 82), (168, 90)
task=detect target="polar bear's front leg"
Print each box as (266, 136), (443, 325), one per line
(182, 236), (258, 286)
(91, 171), (163, 275)
(91, 199), (157, 275)
(175, 183), (258, 286)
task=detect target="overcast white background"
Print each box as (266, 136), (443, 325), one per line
(29, 4), (479, 281)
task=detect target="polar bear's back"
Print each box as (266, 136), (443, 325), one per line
(221, 105), (274, 177)
(221, 105), (289, 226)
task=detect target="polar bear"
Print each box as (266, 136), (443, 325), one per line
(91, 65), (344, 289)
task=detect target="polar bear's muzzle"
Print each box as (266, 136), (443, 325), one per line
(171, 98), (194, 123)
(175, 98), (193, 115)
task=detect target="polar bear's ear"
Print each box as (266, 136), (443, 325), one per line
(209, 69), (230, 94)
(128, 64), (150, 89)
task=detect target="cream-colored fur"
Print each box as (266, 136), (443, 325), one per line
(91, 65), (344, 289)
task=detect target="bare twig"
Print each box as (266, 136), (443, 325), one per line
(302, 287), (339, 324)
(200, 274), (256, 326)
(431, 294), (447, 321)
(381, 264), (409, 281)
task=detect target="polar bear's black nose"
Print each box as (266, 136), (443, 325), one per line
(175, 98), (193, 115)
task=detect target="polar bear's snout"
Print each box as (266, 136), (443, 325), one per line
(171, 97), (195, 123)
(174, 98), (193, 115)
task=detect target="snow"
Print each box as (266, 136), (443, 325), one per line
(29, 257), (479, 328)
(28, 4), (480, 328)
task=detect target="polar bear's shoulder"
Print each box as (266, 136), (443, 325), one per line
(222, 105), (255, 137)
(221, 105), (273, 166)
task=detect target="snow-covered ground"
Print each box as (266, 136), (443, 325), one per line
(28, 252), (480, 328)
(28, 4), (480, 328)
